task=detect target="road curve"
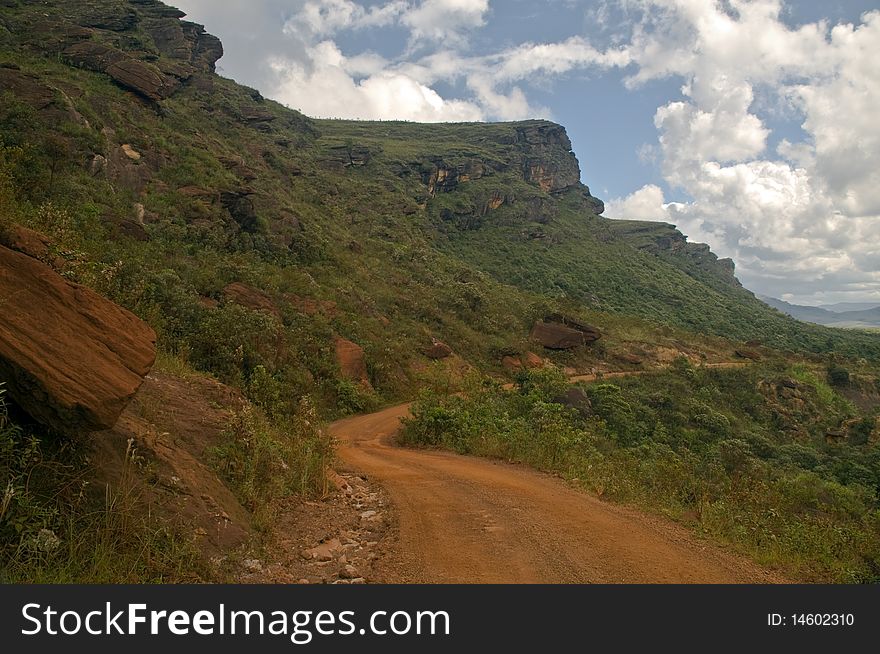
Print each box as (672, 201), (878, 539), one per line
(330, 402), (784, 584)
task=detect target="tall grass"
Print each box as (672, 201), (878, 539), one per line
(209, 398), (333, 530)
(0, 387), (204, 582)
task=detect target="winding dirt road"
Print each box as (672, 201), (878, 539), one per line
(331, 399), (784, 584)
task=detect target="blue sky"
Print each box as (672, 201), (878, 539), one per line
(174, 1), (880, 305)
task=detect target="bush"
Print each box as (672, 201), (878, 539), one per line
(828, 364), (850, 387)
(209, 399), (331, 528)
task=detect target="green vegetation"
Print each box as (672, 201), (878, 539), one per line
(402, 365), (880, 582)
(209, 398), (333, 530)
(0, 385), (203, 582)
(1, 0), (879, 582)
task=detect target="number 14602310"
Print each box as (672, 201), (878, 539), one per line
(768, 613), (854, 627)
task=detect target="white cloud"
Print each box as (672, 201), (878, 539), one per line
(292, 0), (407, 36)
(607, 0), (880, 303)
(269, 42), (483, 121)
(402, 0), (490, 44)
(493, 36), (631, 81)
(268, 2), (628, 122)
(605, 184), (669, 222)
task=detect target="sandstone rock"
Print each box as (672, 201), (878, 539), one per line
(530, 319), (600, 350)
(523, 352), (545, 368)
(63, 42), (178, 102)
(0, 68), (55, 111)
(302, 538), (343, 562)
(78, 7), (138, 32)
(222, 282), (280, 318)
(177, 185), (217, 200)
(109, 217), (150, 242)
(543, 313), (602, 339)
(106, 58), (179, 101)
(0, 245), (156, 433)
(89, 154), (107, 176)
(423, 339), (453, 360)
(339, 564), (359, 579)
(323, 144), (371, 168)
(284, 294), (338, 318)
(334, 336), (371, 388)
(735, 349), (761, 361)
(501, 355), (522, 372)
(0, 223), (53, 263)
(105, 145), (152, 194)
(241, 558), (263, 573)
(121, 144), (141, 161)
(617, 353), (643, 365)
(220, 189), (259, 232)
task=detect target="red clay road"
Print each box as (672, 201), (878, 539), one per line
(331, 400), (784, 584)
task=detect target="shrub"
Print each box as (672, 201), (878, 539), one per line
(828, 364), (850, 387)
(209, 399), (331, 527)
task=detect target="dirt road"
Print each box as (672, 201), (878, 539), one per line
(331, 402), (784, 584)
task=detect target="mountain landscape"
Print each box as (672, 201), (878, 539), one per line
(759, 296), (880, 329)
(1, 0), (879, 584)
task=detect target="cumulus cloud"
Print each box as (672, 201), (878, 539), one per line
(401, 0), (490, 44)
(265, 0), (628, 122)
(269, 41), (484, 121)
(293, 0), (407, 36)
(606, 0), (880, 304)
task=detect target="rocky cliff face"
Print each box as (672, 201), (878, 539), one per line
(416, 121), (597, 201)
(607, 221), (742, 287)
(4, 0), (222, 102)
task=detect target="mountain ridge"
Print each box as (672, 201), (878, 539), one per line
(759, 295), (880, 329)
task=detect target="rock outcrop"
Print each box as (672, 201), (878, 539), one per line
(530, 314), (601, 350)
(9, 0), (224, 102)
(423, 339), (453, 360)
(63, 41), (180, 101)
(220, 189), (260, 233)
(552, 388), (593, 418)
(610, 221), (742, 287)
(334, 337), (371, 388)
(515, 122), (581, 193)
(222, 282), (280, 318)
(0, 243), (156, 433)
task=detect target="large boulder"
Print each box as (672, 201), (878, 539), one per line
(530, 315), (601, 350)
(62, 42), (179, 101)
(423, 339), (453, 360)
(543, 313), (602, 339)
(552, 388), (593, 418)
(334, 336), (371, 388)
(0, 244), (156, 433)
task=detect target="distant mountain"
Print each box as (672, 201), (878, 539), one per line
(760, 296), (880, 328)
(759, 296), (838, 323)
(820, 302), (880, 313)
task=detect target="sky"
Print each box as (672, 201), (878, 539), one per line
(173, 0), (880, 306)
